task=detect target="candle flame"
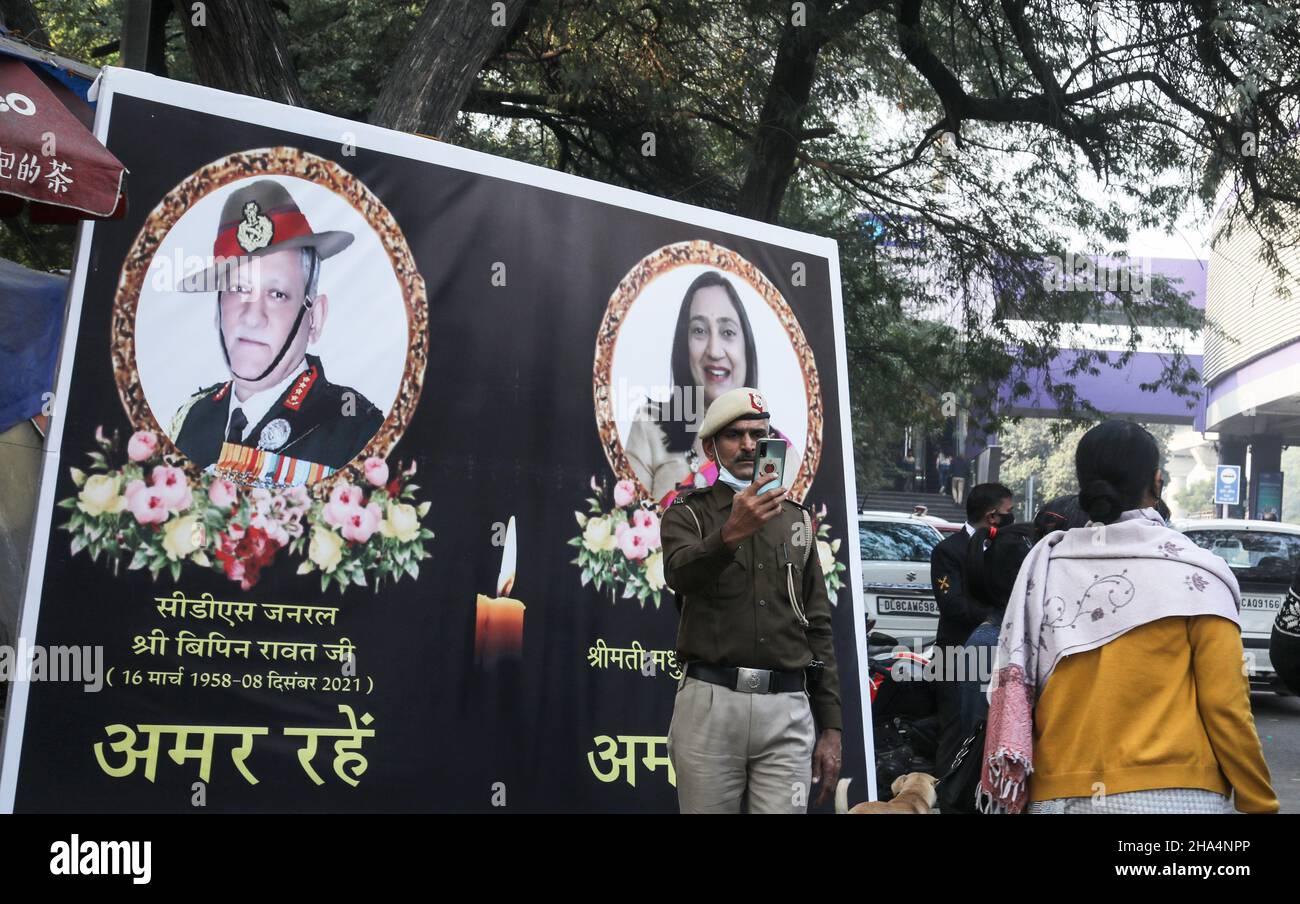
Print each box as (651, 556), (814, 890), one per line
(496, 515), (517, 596)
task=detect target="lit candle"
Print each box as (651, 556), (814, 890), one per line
(476, 516), (524, 665)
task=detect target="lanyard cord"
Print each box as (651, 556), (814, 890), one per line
(786, 561), (809, 627)
(217, 294), (313, 384)
(215, 251), (319, 385)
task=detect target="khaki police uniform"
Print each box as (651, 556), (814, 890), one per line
(661, 389), (840, 814)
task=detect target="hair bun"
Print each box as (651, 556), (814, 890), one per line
(1079, 479), (1121, 523)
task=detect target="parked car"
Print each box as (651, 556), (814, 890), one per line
(859, 511), (945, 648)
(1172, 517), (1300, 691)
(908, 505), (963, 535)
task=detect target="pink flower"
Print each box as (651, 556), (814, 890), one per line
(330, 484), (364, 508)
(266, 522), (290, 547)
(125, 479), (168, 525)
(323, 503), (348, 528)
(208, 478), (238, 509)
(615, 520), (629, 543)
(324, 483), (365, 527)
(227, 522), (246, 541)
(614, 480), (636, 508)
(150, 466), (192, 511)
(363, 457), (389, 487)
(341, 503), (382, 543)
(632, 508), (661, 549)
(618, 526), (651, 561)
(127, 431), (158, 462)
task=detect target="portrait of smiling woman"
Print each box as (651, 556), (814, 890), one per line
(624, 269), (803, 501)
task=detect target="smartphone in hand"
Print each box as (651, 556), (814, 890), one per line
(754, 438), (787, 494)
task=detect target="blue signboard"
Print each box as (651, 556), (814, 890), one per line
(1215, 465), (1242, 506)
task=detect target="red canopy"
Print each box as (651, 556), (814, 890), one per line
(0, 58), (125, 221)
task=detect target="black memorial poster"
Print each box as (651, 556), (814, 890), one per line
(0, 67), (873, 812)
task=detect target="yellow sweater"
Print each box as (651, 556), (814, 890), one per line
(1029, 615), (1279, 813)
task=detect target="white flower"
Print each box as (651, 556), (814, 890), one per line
(77, 474), (127, 517)
(308, 526), (344, 573)
(380, 502), (421, 542)
(162, 515), (203, 561)
(644, 551), (665, 591)
(582, 516), (618, 553)
(817, 540), (835, 575)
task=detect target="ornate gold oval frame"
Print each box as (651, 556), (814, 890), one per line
(593, 240), (822, 504)
(111, 147), (428, 490)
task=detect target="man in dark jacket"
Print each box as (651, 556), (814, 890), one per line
(1272, 566), (1300, 696)
(930, 482), (1013, 775)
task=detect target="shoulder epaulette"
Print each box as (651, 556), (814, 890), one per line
(672, 486), (712, 504)
(170, 383), (224, 437)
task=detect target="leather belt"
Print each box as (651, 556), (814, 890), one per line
(686, 662), (806, 694)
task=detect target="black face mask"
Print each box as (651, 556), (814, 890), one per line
(990, 511), (1014, 529)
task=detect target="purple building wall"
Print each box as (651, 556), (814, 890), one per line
(996, 257), (1207, 424)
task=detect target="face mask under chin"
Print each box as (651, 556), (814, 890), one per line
(716, 461), (750, 493)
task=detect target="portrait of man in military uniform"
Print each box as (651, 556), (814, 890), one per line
(168, 179), (385, 486)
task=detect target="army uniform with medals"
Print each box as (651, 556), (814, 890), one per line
(172, 354), (383, 476)
(661, 388), (841, 814)
(166, 179), (383, 486)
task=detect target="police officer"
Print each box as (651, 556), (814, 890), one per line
(169, 180), (383, 483)
(661, 387), (841, 813)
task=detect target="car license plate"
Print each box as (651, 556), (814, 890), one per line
(1241, 595), (1283, 611)
(878, 597), (937, 616)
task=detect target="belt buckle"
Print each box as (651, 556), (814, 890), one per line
(735, 667), (771, 694)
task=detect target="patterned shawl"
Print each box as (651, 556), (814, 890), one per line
(977, 508), (1241, 814)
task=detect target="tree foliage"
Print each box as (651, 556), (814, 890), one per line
(1174, 477), (1215, 518)
(6, 1), (1300, 487)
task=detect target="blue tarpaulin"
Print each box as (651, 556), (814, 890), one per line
(0, 29), (97, 104)
(0, 256), (66, 432)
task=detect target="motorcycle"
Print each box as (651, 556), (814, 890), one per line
(866, 620), (939, 796)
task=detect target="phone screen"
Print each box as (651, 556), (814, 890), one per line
(754, 438), (787, 494)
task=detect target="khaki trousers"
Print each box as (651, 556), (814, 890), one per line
(667, 676), (816, 814)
